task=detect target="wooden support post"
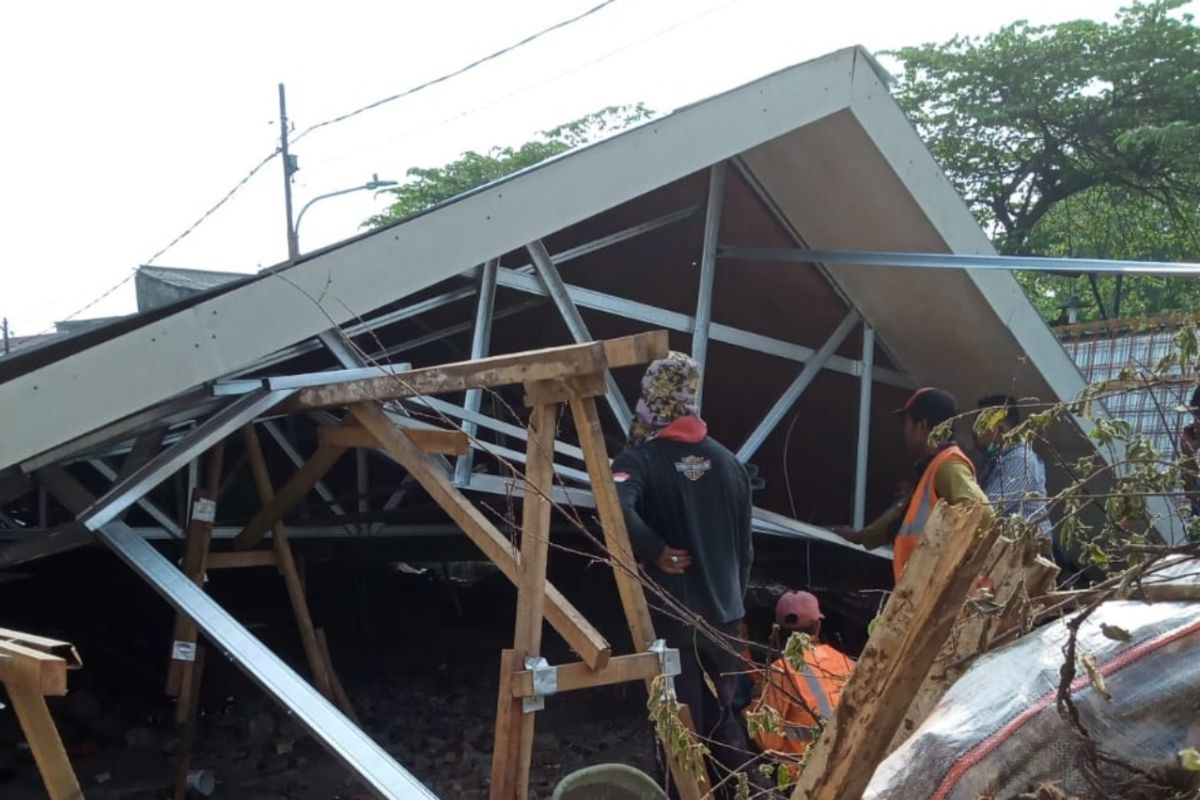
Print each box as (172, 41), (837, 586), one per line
(172, 646), (206, 800)
(349, 402), (612, 669)
(315, 628), (359, 726)
(233, 442), (347, 550)
(0, 637), (81, 800)
(791, 503), (997, 800)
(887, 536), (1058, 752)
(241, 424), (340, 706)
(568, 393), (706, 800)
(489, 402), (557, 800)
(166, 442), (225, 700)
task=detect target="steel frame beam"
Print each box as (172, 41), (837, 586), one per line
(87, 460), (182, 538)
(852, 326), (875, 530)
(715, 246), (1200, 276)
(454, 260), (499, 486)
(96, 523), (436, 800)
(692, 162), (726, 407)
(736, 311), (861, 462)
(527, 240), (633, 432)
(494, 268), (908, 388)
(78, 391), (293, 532)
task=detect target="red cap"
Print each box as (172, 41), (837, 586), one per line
(775, 591), (823, 629)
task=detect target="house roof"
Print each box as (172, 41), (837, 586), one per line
(2, 44), (1149, 533)
(137, 265), (248, 294)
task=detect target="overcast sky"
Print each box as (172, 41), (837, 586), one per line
(1, 0), (1156, 336)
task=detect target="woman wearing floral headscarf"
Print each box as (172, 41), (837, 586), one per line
(612, 351), (756, 790)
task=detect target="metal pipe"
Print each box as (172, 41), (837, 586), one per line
(527, 240), (633, 431)
(852, 326), (875, 529)
(692, 162), (727, 408)
(716, 246), (1200, 276)
(454, 260), (499, 486)
(736, 312), (860, 462)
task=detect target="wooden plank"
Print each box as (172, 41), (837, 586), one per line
(7, 683), (83, 800)
(522, 373), (608, 407)
(206, 550), (279, 569)
(489, 649), (521, 800)
(232, 442), (346, 551)
(319, 424), (470, 455)
(490, 402), (557, 800)
(349, 402), (611, 669)
(888, 537), (1057, 752)
(510, 652), (662, 697)
(315, 628), (358, 725)
(568, 394), (705, 800)
(166, 442), (224, 700)
(241, 425), (337, 704)
(0, 640), (68, 696)
(288, 331), (668, 411)
(172, 645), (206, 800)
(792, 503), (996, 800)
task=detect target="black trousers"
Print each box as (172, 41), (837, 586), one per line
(655, 617), (757, 797)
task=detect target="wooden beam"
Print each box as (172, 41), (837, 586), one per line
(568, 394), (705, 800)
(510, 652), (663, 697)
(319, 424), (470, 455)
(206, 550), (279, 569)
(349, 402), (611, 669)
(0, 640), (68, 696)
(522, 373), (607, 407)
(7, 683), (83, 800)
(241, 425), (337, 704)
(490, 402), (557, 800)
(232, 442), (346, 551)
(792, 503), (996, 800)
(0, 526), (94, 571)
(166, 441), (224, 700)
(289, 331), (668, 411)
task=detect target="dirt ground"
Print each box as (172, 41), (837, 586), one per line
(0, 536), (876, 799)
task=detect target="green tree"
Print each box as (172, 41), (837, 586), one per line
(889, 0), (1200, 321)
(365, 104), (654, 228)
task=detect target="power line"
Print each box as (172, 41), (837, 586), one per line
(291, 0), (619, 145)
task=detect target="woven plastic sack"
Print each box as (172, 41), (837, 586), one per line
(864, 558), (1200, 799)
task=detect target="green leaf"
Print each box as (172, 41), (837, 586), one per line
(1181, 747), (1200, 771)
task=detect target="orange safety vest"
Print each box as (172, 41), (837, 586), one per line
(893, 445), (974, 582)
(752, 643), (853, 757)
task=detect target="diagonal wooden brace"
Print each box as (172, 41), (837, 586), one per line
(349, 401), (611, 669)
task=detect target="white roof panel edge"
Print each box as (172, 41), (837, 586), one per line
(0, 48), (861, 470)
(843, 52), (1186, 543)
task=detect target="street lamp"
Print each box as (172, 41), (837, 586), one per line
(290, 173), (400, 255)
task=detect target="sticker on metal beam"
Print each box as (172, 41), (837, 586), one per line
(171, 641), (197, 662)
(191, 498), (216, 524)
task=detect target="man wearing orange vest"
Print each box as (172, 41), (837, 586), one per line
(836, 387), (991, 581)
(750, 591), (853, 758)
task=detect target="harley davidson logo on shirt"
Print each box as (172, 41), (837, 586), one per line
(674, 455), (712, 481)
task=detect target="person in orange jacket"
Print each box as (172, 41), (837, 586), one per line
(750, 591), (853, 758)
(835, 387), (992, 581)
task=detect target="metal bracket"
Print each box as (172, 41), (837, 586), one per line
(649, 639), (681, 700)
(191, 497), (216, 524)
(522, 656), (557, 714)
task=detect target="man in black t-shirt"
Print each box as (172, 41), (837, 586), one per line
(612, 351), (754, 789)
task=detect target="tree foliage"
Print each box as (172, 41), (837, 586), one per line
(364, 104), (654, 228)
(889, 0), (1200, 321)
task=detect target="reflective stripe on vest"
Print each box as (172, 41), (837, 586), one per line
(898, 445), (973, 540)
(797, 667), (834, 719)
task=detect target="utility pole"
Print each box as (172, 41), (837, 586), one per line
(278, 83), (300, 261)
(2, 317), (9, 356)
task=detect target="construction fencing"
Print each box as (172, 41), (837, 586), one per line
(1058, 317), (1196, 458)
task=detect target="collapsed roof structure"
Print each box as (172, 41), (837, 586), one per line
(0, 46), (1185, 798)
